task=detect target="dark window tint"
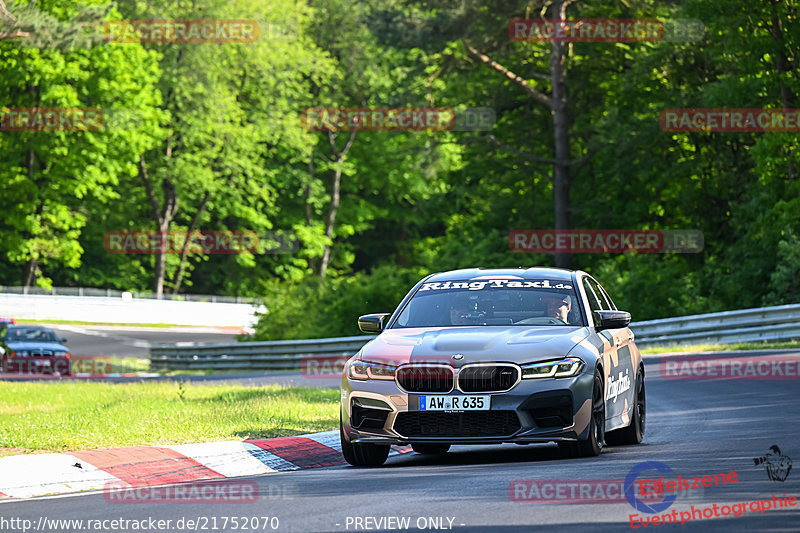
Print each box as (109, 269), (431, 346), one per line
(582, 278), (605, 315)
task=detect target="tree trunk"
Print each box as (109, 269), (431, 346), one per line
(139, 154), (178, 298)
(462, 0), (576, 268)
(463, 1), (574, 268)
(153, 221), (169, 297)
(305, 150), (316, 272)
(171, 191), (211, 294)
(22, 258), (37, 288)
(768, 0), (797, 183)
(319, 130), (357, 278)
(319, 158), (343, 279)
(22, 148), (37, 287)
(550, 0), (571, 268)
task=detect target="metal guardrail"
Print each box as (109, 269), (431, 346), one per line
(630, 304), (800, 347)
(149, 304), (800, 371)
(0, 285), (258, 303)
(150, 336), (374, 371)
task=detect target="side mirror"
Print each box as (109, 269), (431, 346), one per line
(594, 310), (631, 330)
(61, 338), (68, 343)
(358, 313), (391, 333)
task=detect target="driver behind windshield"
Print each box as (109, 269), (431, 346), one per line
(449, 295), (476, 325)
(541, 294), (572, 323)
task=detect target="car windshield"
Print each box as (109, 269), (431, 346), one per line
(4, 327), (60, 343)
(394, 278), (583, 328)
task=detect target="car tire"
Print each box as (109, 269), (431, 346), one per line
(559, 369), (604, 458)
(340, 416), (390, 467)
(411, 444), (450, 455)
(606, 368), (645, 445)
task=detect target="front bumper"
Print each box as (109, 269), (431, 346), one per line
(341, 368), (595, 445)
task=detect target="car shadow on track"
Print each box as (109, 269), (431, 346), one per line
(381, 443), (602, 468)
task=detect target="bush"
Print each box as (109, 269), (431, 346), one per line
(251, 265), (429, 340)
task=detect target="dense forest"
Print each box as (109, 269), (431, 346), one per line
(1, 0), (798, 339)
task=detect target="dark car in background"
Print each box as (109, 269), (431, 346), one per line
(340, 267), (645, 466)
(0, 325), (72, 376)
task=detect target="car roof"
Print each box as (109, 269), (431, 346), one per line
(425, 267), (578, 282)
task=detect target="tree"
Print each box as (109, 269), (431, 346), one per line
(114, 0), (331, 296)
(0, 0), (163, 287)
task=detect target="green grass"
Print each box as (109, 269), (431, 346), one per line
(641, 340), (800, 354)
(0, 382), (339, 456)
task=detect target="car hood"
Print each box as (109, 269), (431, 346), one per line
(5, 341), (68, 352)
(359, 326), (591, 366)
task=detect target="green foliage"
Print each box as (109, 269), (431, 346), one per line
(765, 229), (800, 305)
(0, 1), (163, 286)
(253, 265), (428, 340)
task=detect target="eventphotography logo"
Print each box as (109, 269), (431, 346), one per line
(753, 445), (792, 482)
(625, 461), (679, 514)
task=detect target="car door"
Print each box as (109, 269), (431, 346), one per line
(588, 278), (635, 425)
(578, 276), (615, 426)
(582, 276), (633, 424)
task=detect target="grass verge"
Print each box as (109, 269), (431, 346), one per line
(641, 340), (800, 354)
(0, 381), (339, 456)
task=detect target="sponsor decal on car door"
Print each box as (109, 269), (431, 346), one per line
(605, 336), (634, 422)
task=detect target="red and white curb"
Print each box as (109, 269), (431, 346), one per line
(0, 431), (411, 500)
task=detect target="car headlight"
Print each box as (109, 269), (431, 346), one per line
(348, 360), (397, 380)
(10, 350), (29, 357)
(521, 357), (584, 379)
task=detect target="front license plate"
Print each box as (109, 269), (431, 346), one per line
(420, 395), (490, 411)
